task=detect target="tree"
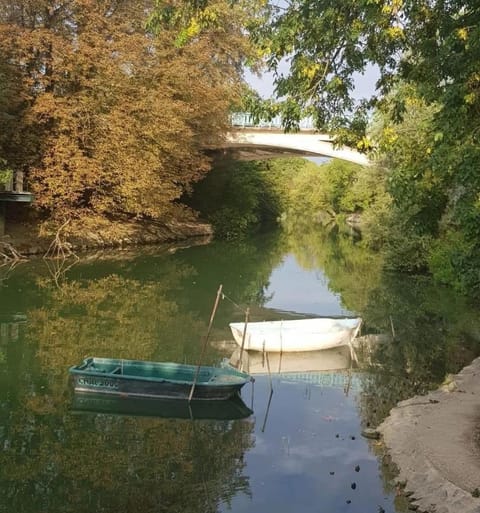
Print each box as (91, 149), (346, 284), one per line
(257, 1), (480, 295)
(0, 0), (256, 224)
(256, 1), (478, 134)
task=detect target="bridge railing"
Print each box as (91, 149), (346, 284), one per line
(230, 112), (315, 130)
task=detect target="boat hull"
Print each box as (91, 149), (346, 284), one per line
(229, 317), (362, 352)
(69, 357), (251, 401)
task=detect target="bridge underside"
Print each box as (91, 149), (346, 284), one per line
(210, 144), (326, 161)
(210, 131), (370, 166)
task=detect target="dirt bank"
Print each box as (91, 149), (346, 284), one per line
(1, 219), (213, 257)
(378, 357), (480, 513)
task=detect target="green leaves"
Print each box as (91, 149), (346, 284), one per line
(0, 158), (12, 187)
(255, 0), (404, 134)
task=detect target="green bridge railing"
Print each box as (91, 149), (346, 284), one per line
(230, 112), (315, 130)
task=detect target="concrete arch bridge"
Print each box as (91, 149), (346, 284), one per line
(213, 114), (370, 166)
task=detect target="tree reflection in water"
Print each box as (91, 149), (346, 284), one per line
(0, 261), (258, 513)
(281, 222), (480, 427)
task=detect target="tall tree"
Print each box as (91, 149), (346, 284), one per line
(0, 0), (256, 223)
(256, 1), (479, 135)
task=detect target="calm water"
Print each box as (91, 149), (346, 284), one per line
(1, 227), (479, 513)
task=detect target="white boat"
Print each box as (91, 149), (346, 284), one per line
(229, 317), (362, 352)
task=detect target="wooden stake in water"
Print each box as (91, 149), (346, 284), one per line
(188, 284), (223, 402)
(348, 318), (362, 365)
(238, 307), (250, 370)
(389, 316), (396, 341)
(265, 350), (273, 393)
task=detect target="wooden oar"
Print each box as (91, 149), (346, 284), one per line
(188, 284), (223, 402)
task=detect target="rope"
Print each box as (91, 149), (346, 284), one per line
(221, 291), (248, 315)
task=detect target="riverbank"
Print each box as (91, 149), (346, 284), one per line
(378, 356), (480, 513)
(0, 218), (213, 257)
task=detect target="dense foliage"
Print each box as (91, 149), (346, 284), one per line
(0, 0), (257, 224)
(247, 1), (480, 297)
(188, 157), (325, 238)
(190, 156), (376, 238)
(366, 83), (480, 291)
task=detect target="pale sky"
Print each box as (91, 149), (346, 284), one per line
(244, 64), (379, 101)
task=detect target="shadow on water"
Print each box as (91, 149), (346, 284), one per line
(70, 392), (253, 421)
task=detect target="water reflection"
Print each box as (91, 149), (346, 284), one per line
(230, 345), (354, 375)
(281, 225), (480, 427)
(71, 393), (253, 420)
(0, 227), (479, 513)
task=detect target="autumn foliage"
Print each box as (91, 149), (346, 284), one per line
(0, 0), (250, 223)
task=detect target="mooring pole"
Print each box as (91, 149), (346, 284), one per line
(237, 307), (250, 370)
(188, 284), (223, 402)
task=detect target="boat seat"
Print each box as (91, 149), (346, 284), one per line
(210, 374), (235, 383)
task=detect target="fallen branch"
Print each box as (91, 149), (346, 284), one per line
(0, 241), (25, 262)
(43, 220), (77, 260)
(43, 220), (79, 288)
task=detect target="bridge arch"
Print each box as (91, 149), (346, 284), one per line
(220, 130), (369, 166)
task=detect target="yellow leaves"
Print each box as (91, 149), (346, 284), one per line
(300, 63), (320, 80)
(381, 0), (403, 15)
(381, 127), (398, 146)
(356, 136), (373, 152)
(385, 26), (404, 40)
(256, 44), (271, 58)
(464, 92), (476, 105)
(185, 17), (201, 38)
(457, 27), (468, 41)
(178, 5), (221, 45)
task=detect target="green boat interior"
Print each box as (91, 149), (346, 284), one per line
(72, 357), (247, 384)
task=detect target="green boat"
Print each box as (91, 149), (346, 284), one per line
(69, 357), (253, 400)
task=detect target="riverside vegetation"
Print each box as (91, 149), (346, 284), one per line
(1, 1), (479, 300)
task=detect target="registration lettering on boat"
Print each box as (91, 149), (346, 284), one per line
(77, 376), (119, 389)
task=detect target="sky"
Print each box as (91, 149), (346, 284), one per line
(244, 64), (379, 101)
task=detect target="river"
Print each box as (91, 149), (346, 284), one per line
(1, 226), (479, 513)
